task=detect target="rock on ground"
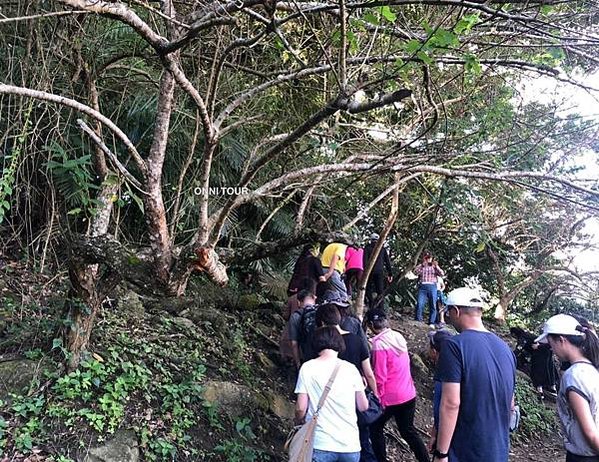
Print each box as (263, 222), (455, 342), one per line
(81, 430), (139, 462)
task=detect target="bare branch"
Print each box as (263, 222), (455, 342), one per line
(0, 82), (146, 173)
(0, 9), (89, 23)
(76, 119), (145, 192)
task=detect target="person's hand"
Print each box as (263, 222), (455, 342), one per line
(387, 276), (393, 283)
(433, 260), (439, 267)
(293, 415), (305, 426)
(532, 342), (539, 350)
(319, 275), (327, 282)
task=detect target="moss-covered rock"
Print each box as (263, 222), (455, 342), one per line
(237, 294), (267, 311)
(82, 430), (139, 462)
(0, 359), (44, 403)
(202, 380), (270, 418)
(118, 290), (144, 320)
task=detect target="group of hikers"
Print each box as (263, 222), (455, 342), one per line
(279, 239), (599, 462)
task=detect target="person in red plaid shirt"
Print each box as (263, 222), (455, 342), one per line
(414, 251), (445, 327)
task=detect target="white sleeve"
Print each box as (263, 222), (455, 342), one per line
(350, 365), (365, 392)
(294, 364), (308, 394)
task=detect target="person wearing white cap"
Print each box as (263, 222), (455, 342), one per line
(432, 287), (516, 462)
(536, 314), (599, 462)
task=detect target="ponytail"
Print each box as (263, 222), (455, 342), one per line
(564, 328), (599, 368)
(582, 329), (599, 368)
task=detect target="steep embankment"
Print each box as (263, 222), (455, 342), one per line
(0, 262), (563, 461)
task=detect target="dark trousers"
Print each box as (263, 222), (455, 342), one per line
(345, 268), (363, 297)
(366, 272), (386, 308)
(358, 419), (377, 462)
(370, 398), (430, 462)
(566, 452), (599, 462)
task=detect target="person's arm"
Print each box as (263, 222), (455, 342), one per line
(569, 391), (599, 452)
(291, 341), (301, 369)
(310, 256), (324, 280)
(434, 261), (445, 276)
(383, 249), (393, 278)
(361, 358), (379, 397)
(288, 313), (302, 368)
(295, 393), (309, 424)
(356, 390), (369, 412)
(371, 349), (387, 404)
(435, 382), (461, 460)
(414, 263), (423, 275)
(323, 254), (339, 280)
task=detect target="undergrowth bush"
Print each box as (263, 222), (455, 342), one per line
(513, 375), (558, 441)
(1, 301), (275, 460)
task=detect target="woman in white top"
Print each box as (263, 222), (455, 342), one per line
(535, 314), (599, 462)
(295, 326), (369, 461)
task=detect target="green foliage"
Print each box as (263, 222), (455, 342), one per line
(214, 417), (266, 462)
(0, 103), (32, 224)
(0, 413), (8, 451)
(513, 375), (557, 440)
(45, 142), (100, 217)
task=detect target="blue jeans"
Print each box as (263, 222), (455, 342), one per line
(415, 283), (437, 324)
(313, 449), (361, 462)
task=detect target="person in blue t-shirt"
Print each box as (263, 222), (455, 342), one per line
(433, 287), (516, 462)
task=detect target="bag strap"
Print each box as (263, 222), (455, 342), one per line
(314, 361), (341, 415)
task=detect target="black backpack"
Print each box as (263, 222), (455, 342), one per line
(298, 304), (317, 359)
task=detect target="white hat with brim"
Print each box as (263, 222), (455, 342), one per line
(534, 314), (584, 344)
(445, 287), (484, 308)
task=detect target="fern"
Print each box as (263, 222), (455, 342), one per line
(45, 142), (99, 217)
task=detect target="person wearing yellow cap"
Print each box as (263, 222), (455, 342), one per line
(535, 314), (599, 462)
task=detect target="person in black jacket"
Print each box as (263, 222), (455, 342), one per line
(364, 233), (393, 309)
(510, 327), (558, 395)
(287, 244), (323, 296)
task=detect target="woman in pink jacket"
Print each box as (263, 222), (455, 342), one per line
(366, 310), (430, 462)
(344, 246), (364, 297)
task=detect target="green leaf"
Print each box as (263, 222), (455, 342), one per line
(405, 39), (421, 54)
(380, 6), (396, 23)
(67, 208), (82, 215)
(421, 20), (433, 35)
(52, 338), (63, 349)
(454, 13), (481, 35)
(431, 28), (459, 48)
(540, 5), (553, 15)
(464, 53), (482, 75)
(475, 242), (486, 253)
(363, 12), (379, 25)
(417, 50), (434, 66)
(548, 47), (565, 61)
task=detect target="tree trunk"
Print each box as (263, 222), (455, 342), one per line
(144, 69), (177, 287)
(354, 177), (400, 317)
(64, 73), (118, 370)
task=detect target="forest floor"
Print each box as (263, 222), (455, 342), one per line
(0, 259), (565, 461)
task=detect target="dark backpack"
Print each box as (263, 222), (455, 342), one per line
(298, 305), (317, 359)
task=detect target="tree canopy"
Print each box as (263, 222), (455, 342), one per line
(0, 0), (598, 363)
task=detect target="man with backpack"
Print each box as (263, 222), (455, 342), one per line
(288, 289), (318, 369)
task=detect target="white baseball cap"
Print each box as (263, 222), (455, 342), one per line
(445, 287), (484, 308)
(534, 314), (584, 344)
